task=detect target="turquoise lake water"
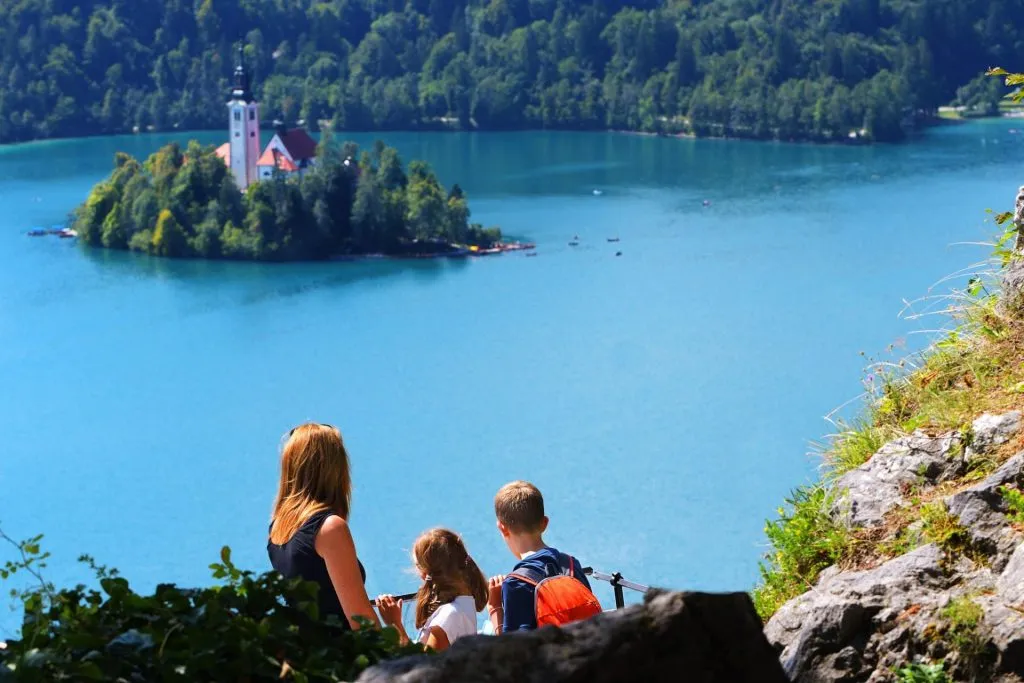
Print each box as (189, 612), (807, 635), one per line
(1, 123), (1021, 631)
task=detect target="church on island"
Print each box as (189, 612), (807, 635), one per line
(215, 49), (317, 190)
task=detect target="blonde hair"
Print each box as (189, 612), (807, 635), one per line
(412, 529), (488, 629)
(494, 480), (545, 533)
(269, 423), (352, 545)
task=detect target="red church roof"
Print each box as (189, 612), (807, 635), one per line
(215, 143), (230, 165)
(275, 128), (317, 160)
(257, 147), (298, 173)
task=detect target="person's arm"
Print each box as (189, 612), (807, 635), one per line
(375, 594), (409, 644)
(486, 575), (504, 634)
(501, 577), (536, 632)
(421, 625), (451, 652)
(316, 515), (380, 629)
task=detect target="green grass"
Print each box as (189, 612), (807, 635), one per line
(941, 597), (988, 661)
(823, 419), (896, 476)
(753, 485), (851, 619)
(920, 503), (971, 554)
(999, 485), (1024, 525)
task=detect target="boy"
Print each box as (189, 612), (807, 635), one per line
(486, 480), (598, 633)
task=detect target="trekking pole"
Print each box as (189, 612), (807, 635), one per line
(387, 568), (649, 610)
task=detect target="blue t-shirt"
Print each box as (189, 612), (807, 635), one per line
(501, 547), (591, 632)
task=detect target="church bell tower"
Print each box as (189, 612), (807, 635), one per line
(227, 45), (260, 190)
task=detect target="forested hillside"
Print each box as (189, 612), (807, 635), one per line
(1, 0), (1020, 144)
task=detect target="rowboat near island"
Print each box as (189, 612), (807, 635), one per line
(27, 226), (77, 238)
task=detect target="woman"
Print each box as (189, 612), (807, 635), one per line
(268, 423), (379, 630)
(376, 528), (487, 651)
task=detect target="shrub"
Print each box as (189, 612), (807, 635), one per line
(894, 661), (949, 683)
(752, 485), (851, 619)
(0, 530), (425, 682)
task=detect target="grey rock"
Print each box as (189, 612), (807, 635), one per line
(834, 432), (963, 527)
(765, 546), (949, 682)
(358, 590), (789, 683)
(1014, 187), (1024, 254)
(998, 541), (1024, 606)
(1004, 256), (1024, 306)
(969, 412), (1023, 454)
(976, 592), (1024, 677)
(946, 453), (1024, 572)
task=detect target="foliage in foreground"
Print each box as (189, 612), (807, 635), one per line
(0, 529), (424, 682)
(0, 0), (1022, 144)
(752, 172), (1024, 619)
(72, 132), (500, 260)
(894, 661), (949, 683)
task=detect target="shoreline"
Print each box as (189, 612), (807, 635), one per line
(28, 227), (537, 263)
(4, 114), (1017, 151)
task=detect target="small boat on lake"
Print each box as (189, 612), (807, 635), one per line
(607, 237), (620, 243)
(26, 229), (47, 237)
(568, 240), (579, 247)
(57, 228), (78, 239)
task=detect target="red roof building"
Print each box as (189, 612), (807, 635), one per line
(257, 147), (298, 173)
(274, 128), (317, 162)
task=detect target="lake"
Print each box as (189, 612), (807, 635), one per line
(0, 123), (1020, 632)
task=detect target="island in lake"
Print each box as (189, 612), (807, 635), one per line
(71, 53), (509, 261)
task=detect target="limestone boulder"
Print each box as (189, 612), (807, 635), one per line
(946, 453), (1024, 572)
(834, 432), (963, 527)
(764, 545), (950, 683)
(967, 412), (1022, 457)
(358, 590), (789, 683)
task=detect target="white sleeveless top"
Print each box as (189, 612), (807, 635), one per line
(417, 595), (478, 645)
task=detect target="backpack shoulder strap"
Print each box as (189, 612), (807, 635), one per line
(508, 565), (545, 587)
(555, 552), (576, 578)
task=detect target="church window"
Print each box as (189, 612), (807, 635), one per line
(249, 110), (255, 121)
(234, 111), (241, 122)
(250, 132), (255, 137)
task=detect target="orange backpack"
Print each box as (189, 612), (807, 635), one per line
(509, 553), (602, 628)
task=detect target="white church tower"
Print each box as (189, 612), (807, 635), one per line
(227, 46), (260, 190)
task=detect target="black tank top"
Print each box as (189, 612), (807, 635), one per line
(267, 510), (366, 627)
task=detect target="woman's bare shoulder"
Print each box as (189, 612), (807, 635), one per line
(319, 514), (350, 536)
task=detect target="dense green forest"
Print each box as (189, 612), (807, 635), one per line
(73, 133), (500, 259)
(0, 0), (1020, 144)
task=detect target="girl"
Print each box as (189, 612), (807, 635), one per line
(267, 423), (379, 630)
(376, 528), (488, 651)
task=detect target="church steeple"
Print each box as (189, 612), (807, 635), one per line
(229, 44), (254, 103)
(226, 42), (260, 189)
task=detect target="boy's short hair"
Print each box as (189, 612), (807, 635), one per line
(494, 480), (545, 533)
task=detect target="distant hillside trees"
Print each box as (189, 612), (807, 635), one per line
(1, 0), (1020, 144)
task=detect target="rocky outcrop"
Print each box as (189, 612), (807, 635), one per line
(358, 591), (789, 683)
(766, 545), (951, 682)
(767, 412), (1024, 682)
(833, 431), (964, 527)
(946, 453), (1024, 572)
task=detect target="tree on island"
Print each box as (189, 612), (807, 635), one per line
(72, 131), (500, 260)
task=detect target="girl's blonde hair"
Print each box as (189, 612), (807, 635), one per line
(269, 423), (351, 545)
(413, 528), (488, 629)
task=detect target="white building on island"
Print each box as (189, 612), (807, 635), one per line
(215, 47), (317, 190)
